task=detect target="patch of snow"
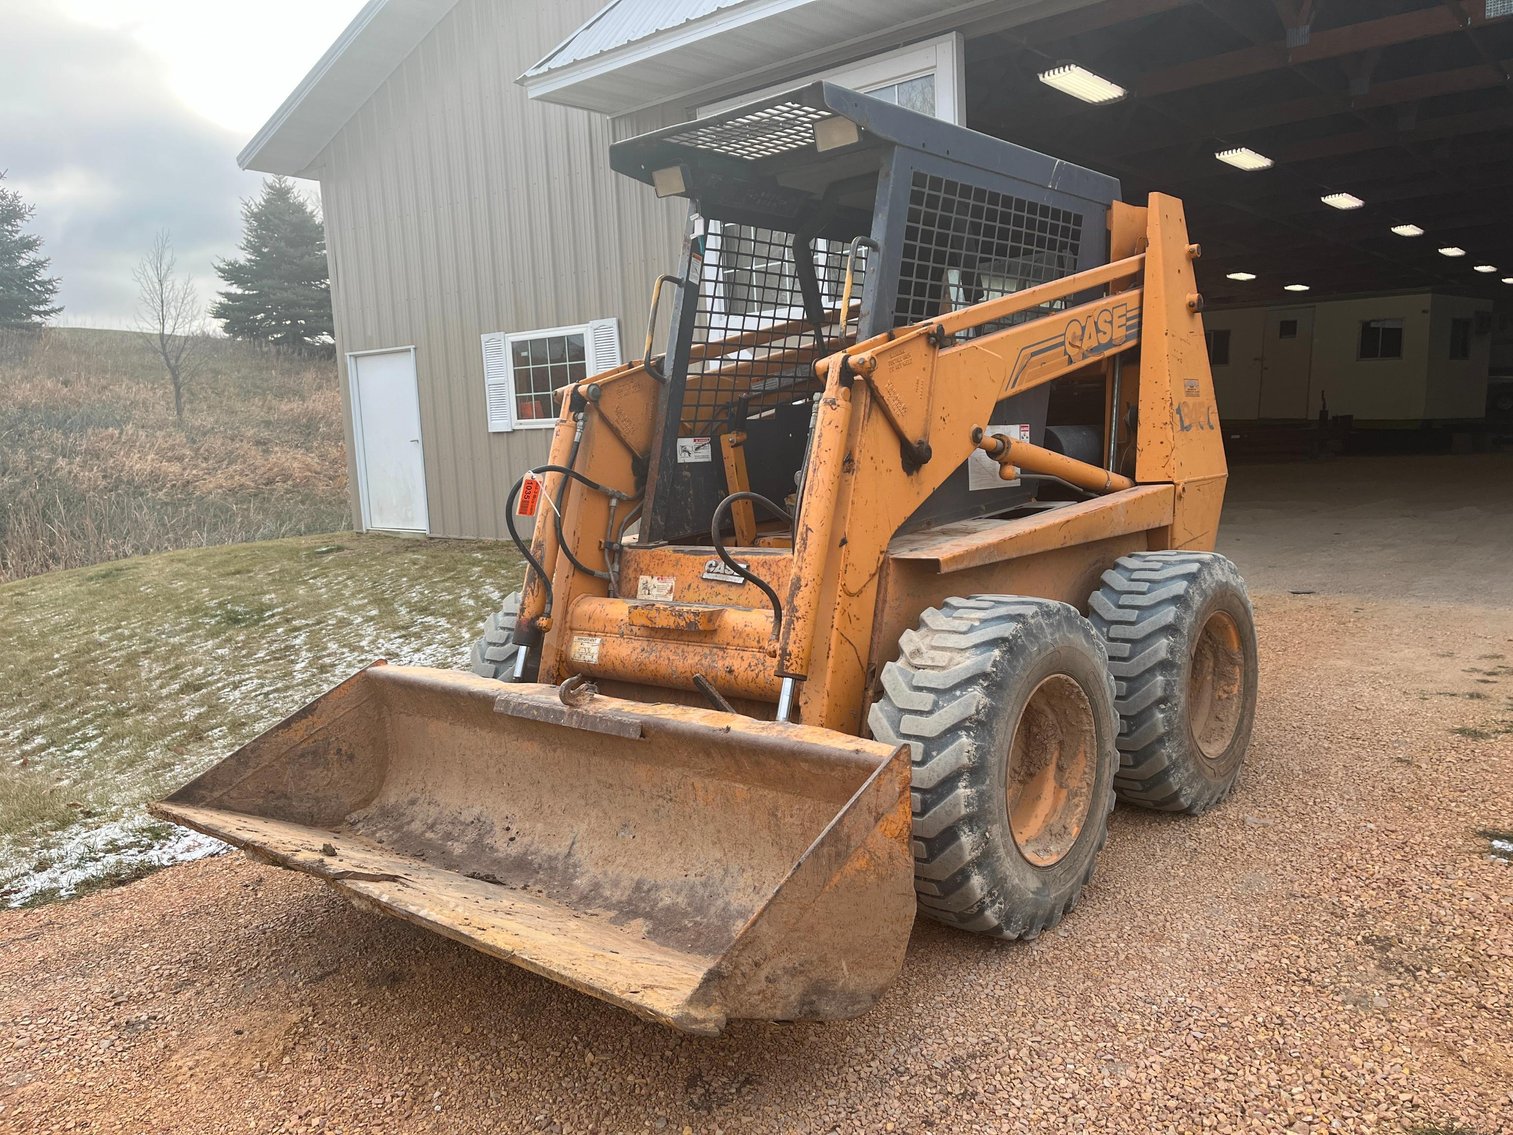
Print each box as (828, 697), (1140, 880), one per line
(3, 552), (510, 909)
(2, 815), (226, 908)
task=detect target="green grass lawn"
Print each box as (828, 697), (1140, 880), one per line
(0, 533), (522, 906)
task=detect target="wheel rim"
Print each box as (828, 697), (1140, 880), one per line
(1189, 610), (1246, 760)
(1005, 674), (1097, 868)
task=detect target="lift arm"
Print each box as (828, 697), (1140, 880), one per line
(774, 194), (1229, 715)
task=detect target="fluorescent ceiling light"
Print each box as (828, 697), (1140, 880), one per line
(1226, 271), (1257, 281)
(1473, 264), (1497, 273)
(1438, 246), (1466, 257)
(1390, 223), (1424, 237)
(1038, 63), (1126, 104)
(1283, 283), (1310, 292)
(1504, 277), (1513, 285)
(1320, 192), (1364, 210)
(1215, 147), (1273, 171)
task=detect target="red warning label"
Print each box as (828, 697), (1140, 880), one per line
(517, 475), (542, 517)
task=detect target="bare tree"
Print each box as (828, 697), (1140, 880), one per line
(134, 230), (203, 421)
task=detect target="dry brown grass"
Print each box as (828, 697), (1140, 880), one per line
(0, 762), (76, 848)
(0, 327), (350, 580)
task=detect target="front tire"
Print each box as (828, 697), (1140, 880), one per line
(867, 597), (1118, 939)
(1088, 552), (1258, 814)
(469, 591), (523, 680)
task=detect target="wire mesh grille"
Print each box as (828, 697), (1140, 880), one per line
(895, 172), (1083, 338)
(662, 101), (836, 161)
(677, 219), (865, 437)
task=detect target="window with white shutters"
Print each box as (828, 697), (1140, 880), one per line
(481, 332), (513, 432)
(481, 318), (622, 433)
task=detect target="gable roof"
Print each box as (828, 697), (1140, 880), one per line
(239, 0), (460, 177)
(240, 0), (1104, 174)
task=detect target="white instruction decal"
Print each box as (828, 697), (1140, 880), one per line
(968, 423), (1031, 491)
(569, 636), (601, 665)
(676, 437), (713, 463)
(636, 575), (676, 601)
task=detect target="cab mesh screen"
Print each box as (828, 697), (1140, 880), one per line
(895, 172), (1083, 339)
(677, 220), (866, 437)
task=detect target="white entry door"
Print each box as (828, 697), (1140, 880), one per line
(349, 348), (429, 533)
(1259, 307), (1316, 420)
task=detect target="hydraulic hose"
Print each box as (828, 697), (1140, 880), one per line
(548, 425), (607, 583)
(505, 475), (554, 620)
(530, 463), (632, 502)
(536, 462), (639, 583)
(505, 463), (636, 623)
(709, 491), (793, 637)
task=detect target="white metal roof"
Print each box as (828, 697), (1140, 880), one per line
(527, 0), (751, 74)
(520, 0), (1102, 113)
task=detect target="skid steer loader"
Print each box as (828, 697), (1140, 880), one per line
(154, 84), (1259, 1035)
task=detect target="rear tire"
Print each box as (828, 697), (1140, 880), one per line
(867, 597), (1118, 939)
(1088, 552), (1258, 814)
(469, 591), (523, 680)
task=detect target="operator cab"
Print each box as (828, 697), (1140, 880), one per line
(609, 82), (1121, 549)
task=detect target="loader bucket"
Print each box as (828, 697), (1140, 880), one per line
(151, 663), (914, 1034)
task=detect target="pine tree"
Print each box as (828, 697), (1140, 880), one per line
(212, 177), (333, 356)
(0, 172), (63, 330)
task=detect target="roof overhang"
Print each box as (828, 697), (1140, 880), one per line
(520, 0), (1102, 115)
(239, 0), (460, 178)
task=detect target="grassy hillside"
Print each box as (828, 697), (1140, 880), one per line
(0, 534), (523, 907)
(0, 327), (350, 581)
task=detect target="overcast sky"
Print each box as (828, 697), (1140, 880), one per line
(0, 0), (367, 328)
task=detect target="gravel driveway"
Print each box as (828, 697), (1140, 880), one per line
(4, 590), (1509, 1135)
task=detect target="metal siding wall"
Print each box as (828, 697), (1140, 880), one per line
(318, 0), (687, 538)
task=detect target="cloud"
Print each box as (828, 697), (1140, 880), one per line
(0, 5), (288, 327)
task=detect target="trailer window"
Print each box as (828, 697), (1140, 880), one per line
(1205, 329), (1231, 366)
(1358, 318), (1403, 361)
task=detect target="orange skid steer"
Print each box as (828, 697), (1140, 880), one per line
(155, 84), (1259, 1035)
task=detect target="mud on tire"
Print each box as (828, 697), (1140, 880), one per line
(469, 591), (523, 680)
(867, 596), (1119, 939)
(1089, 552), (1258, 814)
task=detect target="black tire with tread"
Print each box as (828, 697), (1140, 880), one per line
(1088, 551), (1258, 814)
(867, 596), (1119, 939)
(469, 591), (523, 680)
